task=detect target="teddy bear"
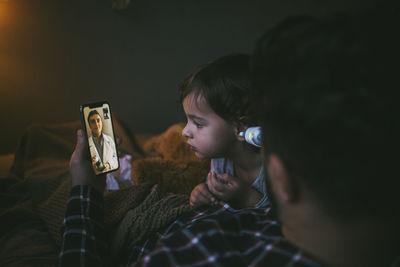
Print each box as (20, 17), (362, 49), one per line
(131, 123), (209, 195)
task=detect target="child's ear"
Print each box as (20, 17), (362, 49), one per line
(234, 118), (248, 141)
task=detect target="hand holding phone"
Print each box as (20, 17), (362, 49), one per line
(70, 129), (106, 193)
(80, 101), (120, 175)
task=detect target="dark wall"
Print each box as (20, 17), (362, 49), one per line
(0, 0), (377, 154)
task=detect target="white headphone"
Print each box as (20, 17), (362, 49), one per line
(239, 126), (262, 147)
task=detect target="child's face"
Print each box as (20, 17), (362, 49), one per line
(182, 93), (238, 159)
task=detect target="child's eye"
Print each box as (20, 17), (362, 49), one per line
(194, 121), (203, 128)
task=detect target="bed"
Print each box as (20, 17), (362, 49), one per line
(0, 119), (209, 266)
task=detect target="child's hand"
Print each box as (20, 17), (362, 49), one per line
(190, 182), (216, 207)
(207, 172), (250, 207)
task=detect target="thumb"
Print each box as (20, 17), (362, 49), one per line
(74, 129), (88, 156)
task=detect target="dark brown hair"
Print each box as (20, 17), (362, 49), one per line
(179, 54), (257, 126)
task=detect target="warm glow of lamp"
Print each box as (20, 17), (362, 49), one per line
(0, 0), (10, 26)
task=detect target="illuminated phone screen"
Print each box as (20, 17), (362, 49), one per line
(81, 102), (119, 175)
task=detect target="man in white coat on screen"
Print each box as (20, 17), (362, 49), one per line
(87, 110), (118, 174)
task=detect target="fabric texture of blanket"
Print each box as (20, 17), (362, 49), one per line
(0, 120), (208, 266)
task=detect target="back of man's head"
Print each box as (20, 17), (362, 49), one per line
(252, 10), (399, 221)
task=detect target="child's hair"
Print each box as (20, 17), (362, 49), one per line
(179, 54), (257, 126)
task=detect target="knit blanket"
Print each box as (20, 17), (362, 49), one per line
(0, 120), (205, 266)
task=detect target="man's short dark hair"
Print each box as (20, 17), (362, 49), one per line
(252, 12), (399, 220)
(87, 110), (100, 125)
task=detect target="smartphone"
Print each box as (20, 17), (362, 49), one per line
(80, 101), (120, 175)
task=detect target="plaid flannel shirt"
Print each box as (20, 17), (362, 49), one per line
(59, 185), (321, 267)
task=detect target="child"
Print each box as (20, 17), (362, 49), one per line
(180, 54), (269, 209)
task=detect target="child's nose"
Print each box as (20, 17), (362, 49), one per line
(182, 124), (192, 138)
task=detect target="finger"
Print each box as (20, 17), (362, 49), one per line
(216, 173), (235, 181)
(210, 172), (227, 191)
(215, 173), (229, 185)
(206, 172), (214, 189)
(208, 172), (218, 190)
(189, 193), (195, 206)
(190, 190), (201, 206)
(206, 171), (211, 184)
(197, 193), (211, 205)
(191, 192), (211, 206)
(199, 186), (215, 202)
(74, 129), (88, 157)
(207, 172), (215, 191)
(207, 173), (224, 197)
(217, 173), (239, 187)
(207, 172), (215, 187)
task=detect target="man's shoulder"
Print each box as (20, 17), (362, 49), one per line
(102, 133), (114, 142)
(194, 207), (320, 265)
(190, 206), (279, 233)
(157, 206), (321, 266)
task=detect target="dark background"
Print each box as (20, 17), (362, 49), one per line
(0, 0), (377, 155)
